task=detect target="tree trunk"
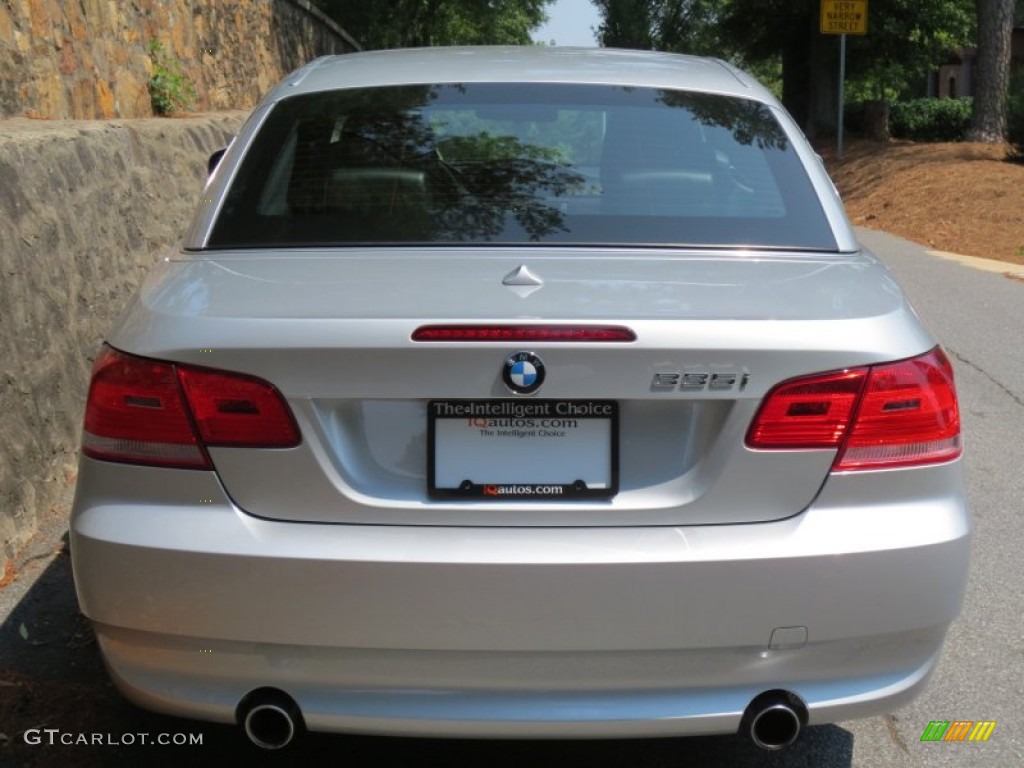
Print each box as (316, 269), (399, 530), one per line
(968, 0), (1015, 142)
(781, 27), (812, 132)
(780, 9), (838, 140)
(807, 28), (839, 139)
(863, 100), (891, 141)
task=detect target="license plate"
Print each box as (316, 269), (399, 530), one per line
(428, 400), (618, 500)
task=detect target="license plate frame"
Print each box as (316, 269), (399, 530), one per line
(428, 400), (618, 501)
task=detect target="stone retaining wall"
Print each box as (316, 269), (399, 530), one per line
(0, 112), (246, 576)
(0, 0), (359, 119)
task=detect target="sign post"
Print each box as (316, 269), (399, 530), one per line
(820, 0), (868, 160)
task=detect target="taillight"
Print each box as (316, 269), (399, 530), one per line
(83, 347), (210, 469)
(834, 348), (960, 470)
(82, 346), (299, 470)
(746, 347), (961, 471)
(176, 367), (300, 447)
(745, 368), (868, 449)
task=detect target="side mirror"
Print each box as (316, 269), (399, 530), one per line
(208, 148), (227, 176)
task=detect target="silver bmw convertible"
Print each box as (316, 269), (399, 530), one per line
(70, 46), (969, 751)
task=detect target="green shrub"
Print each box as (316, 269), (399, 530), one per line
(889, 97), (973, 142)
(147, 38), (196, 116)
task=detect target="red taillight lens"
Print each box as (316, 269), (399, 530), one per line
(83, 347), (210, 469)
(82, 346), (299, 469)
(745, 368), (868, 449)
(746, 347), (961, 471)
(176, 367), (300, 447)
(834, 348), (961, 470)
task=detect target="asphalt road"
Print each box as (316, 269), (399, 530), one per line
(1, 228), (1021, 767)
(838, 229), (1024, 768)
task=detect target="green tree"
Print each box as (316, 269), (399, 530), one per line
(592, 0), (974, 137)
(593, 0), (728, 54)
(723, 0), (973, 134)
(844, 0), (974, 100)
(312, 0), (554, 49)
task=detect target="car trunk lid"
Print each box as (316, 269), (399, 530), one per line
(108, 247), (932, 526)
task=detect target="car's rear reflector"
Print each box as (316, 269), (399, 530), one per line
(82, 346), (299, 470)
(746, 348), (961, 471)
(412, 325), (636, 342)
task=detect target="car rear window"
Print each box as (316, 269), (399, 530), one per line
(207, 83), (838, 250)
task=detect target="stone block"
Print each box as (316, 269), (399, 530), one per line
(113, 69), (150, 117)
(96, 79), (115, 118)
(71, 78), (96, 120)
(34, 72), (68, 119)
(0, 7), (14, 42)
(27, 0), (51, 39)
(59, 42), (76, 75)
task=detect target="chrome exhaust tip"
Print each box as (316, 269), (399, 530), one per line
(238, 688), (303, 750)
(742, 690), (807, 751)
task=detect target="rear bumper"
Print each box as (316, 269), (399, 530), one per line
(71, 457), (970, 738)
(95, 622), (945, 738)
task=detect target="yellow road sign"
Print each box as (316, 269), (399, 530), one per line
(821, 0), (868, 35)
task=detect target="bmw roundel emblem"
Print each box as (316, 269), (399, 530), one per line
(502, 352), (545, 395)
